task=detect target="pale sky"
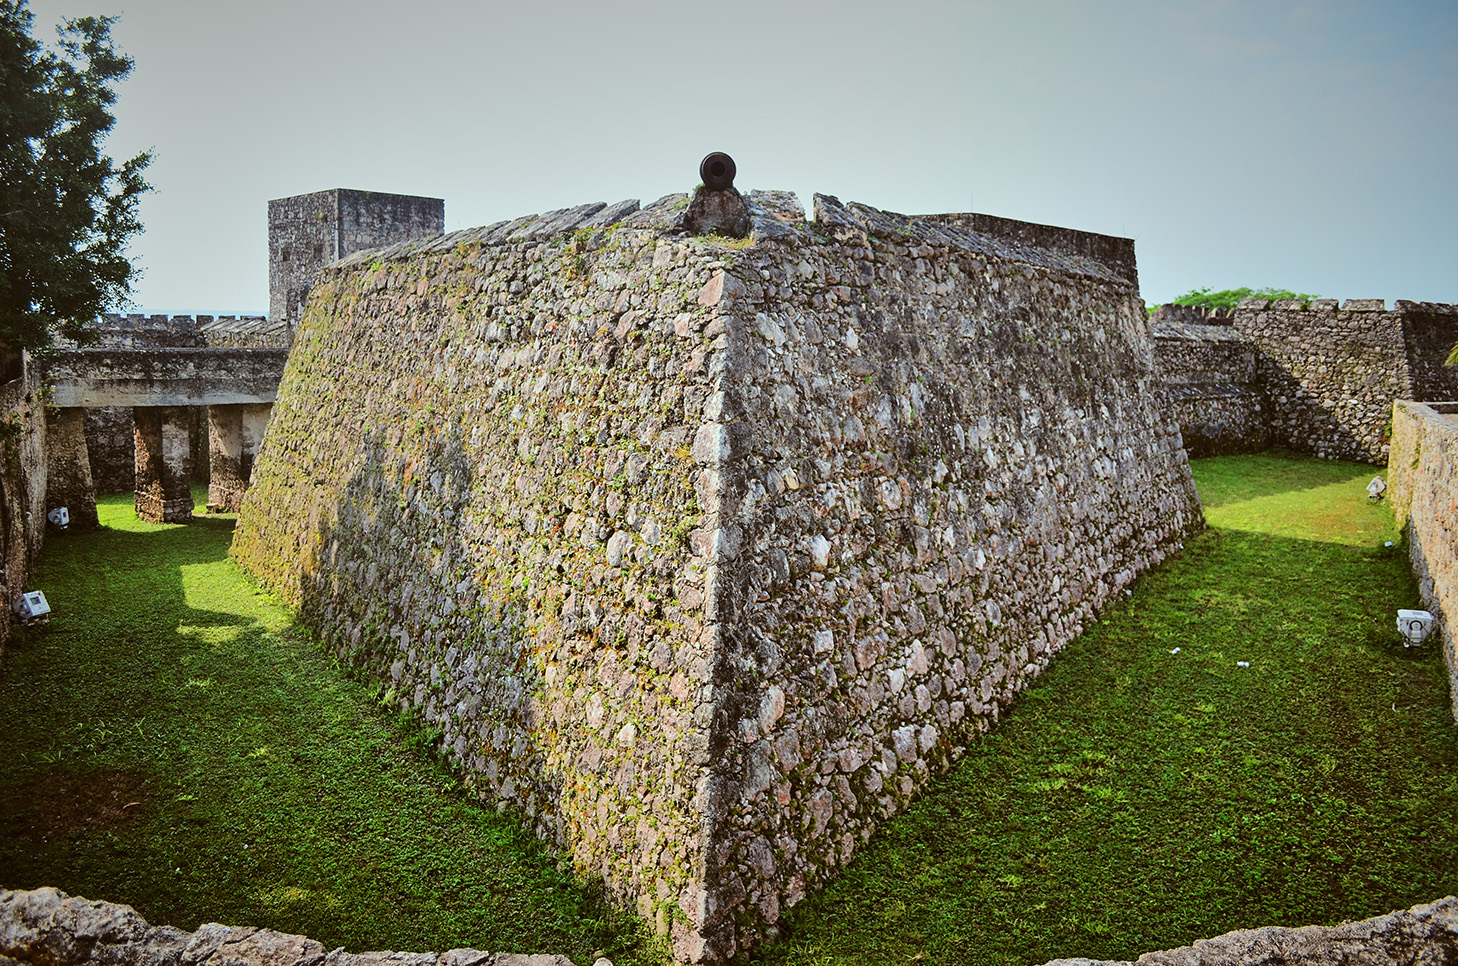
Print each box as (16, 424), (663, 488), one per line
(25, 0), (1458, 313)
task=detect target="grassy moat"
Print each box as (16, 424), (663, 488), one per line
(1, 452), (1455, 965)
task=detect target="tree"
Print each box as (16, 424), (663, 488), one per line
(0, 0), (150, 353)
(1169, 286), (1321, 311)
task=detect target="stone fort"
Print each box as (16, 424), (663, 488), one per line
(5, 172), (1457, 964)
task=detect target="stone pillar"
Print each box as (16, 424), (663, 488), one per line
(133, 406), (194, 523)
(240, 403), (273, 484)
(206, 404), (246, 512)
(44, 407), (99, 528)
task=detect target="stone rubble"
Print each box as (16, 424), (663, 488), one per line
(0, 887), (590, 966)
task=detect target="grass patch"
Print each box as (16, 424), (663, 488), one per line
(0, 488), (663, 964)
(757, 450), (1457, 964)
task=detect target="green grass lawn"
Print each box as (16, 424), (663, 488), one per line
(1, 453), (1454, 966)
(0, 488), (659, 965)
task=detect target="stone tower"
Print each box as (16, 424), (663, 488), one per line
(268, 189), (444, 325)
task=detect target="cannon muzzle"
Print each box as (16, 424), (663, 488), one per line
(699, 152), (736, 191)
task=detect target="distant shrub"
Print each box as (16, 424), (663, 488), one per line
(1170, 286), (1322, 310)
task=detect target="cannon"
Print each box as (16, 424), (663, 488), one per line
(686, 151), (749, 238)
(700, 152), (736, 191)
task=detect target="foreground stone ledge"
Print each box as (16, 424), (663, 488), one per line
(1043, 896), (1458, 966)
(0, 887), (595, 966)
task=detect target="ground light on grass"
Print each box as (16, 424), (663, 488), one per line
(0, 489), (667, 965)
(755, 450), (1458, 966)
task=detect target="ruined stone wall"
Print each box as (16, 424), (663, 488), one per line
(1388, 400), (1458, 722)
(6, 886), (1454, 966)
(1150, 308), (1268, 457)
(232, 191), (1202, 961)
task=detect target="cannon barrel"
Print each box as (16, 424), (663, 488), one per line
(699, 152), (736, 191)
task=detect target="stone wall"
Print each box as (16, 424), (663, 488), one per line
(1401, 304), (1458, 403)
(1150, 300), (1458, 464)
(83, 406), (134, 493)
(0, 351), (50, 663)
(0, 887), (586, 966)
(232, 190), (1203, 961)
(1232, 299), (1412, 463)
(1388, 400), (1458, 721)
(1150, 308), (1268, 458)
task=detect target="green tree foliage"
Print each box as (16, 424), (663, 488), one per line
(0, 0), (150, 352)
(1170, 286), (1321, 311)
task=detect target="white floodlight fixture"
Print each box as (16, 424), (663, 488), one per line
(47, 507), (69, 529)
(1367, 477), (1387, 501)
(1397, 609), (1435, 647)
(14, 590), (50, 625)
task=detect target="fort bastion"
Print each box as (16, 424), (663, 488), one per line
(231, 185), (1205, 961)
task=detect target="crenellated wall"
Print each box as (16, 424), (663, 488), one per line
(231, 189), (1203, 962)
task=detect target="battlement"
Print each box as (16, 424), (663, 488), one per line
(58, 314), (290, 350)
(1150, 303), (1235, 326)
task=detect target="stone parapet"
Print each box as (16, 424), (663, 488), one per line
(46, 347), (289, 408)
(1388, 399), (1458, 721)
